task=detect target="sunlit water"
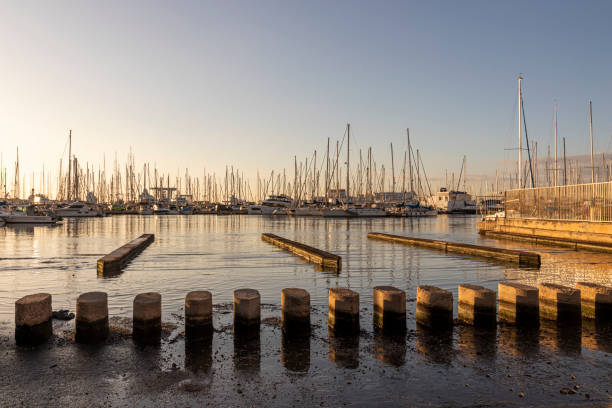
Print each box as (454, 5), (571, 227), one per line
(1, 214), (611, 323)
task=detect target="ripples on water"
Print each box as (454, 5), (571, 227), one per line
(1, 214), (611, 322)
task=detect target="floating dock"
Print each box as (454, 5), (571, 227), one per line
(367, 232), (540, 267)
(96, 234), (155, 274)
(261, 233), (342, 271)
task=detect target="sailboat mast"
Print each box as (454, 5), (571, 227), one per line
(67, 129), (72, 201)
(590, 101), (594, 183)
(390, 142), (395, 194)
(346, 123), (350, 203)
(554, 104), (558, 187)
(407, 128), (413, 194)
(518, 76), (523, 188)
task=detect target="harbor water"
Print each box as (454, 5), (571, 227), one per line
(1, 215), (611, 406)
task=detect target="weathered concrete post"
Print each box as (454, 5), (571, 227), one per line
(185, 291), (212, 339)
(281, 288), (310, 334)
(133, 292), (162, 343)
(233, 290), (261, 373)
(233, 289), (260, 332)
(373, 286), (406, 334)
(75, 292), (109, 343)
(15, 293), (52, 346)
(328, 288), (359, 334)
(539, 283), (581, 323)
(498, 282), (539, 325)
(458, 284), (496, 327)
(576, 282), (612, 321)
(416, 285), (453, 328)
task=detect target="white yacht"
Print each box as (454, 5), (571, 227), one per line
(0, 205), (58, 224)
(260, 195), (292, 215)
(322, 207), (355, 217)
(55, 202), (102, 217)
(347, 204), (387, 217)
(428, 188), (477, 214)
(247, 204), (262, 215)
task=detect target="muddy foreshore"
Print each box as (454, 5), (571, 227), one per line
(1, 303), (611, 407)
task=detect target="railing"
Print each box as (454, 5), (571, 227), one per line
(504, 181), (612, 222)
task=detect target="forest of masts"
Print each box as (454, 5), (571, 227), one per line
(1, 127), (443, 204)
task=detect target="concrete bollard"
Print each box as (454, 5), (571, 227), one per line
(539, 283), (581, 323)
(185, 291), (213, 339)
(328, 288), (359, 334)
(133, 292), (162, 343)
(75, 292), (109, 343)
(416, 285), (453, 328)
(576, 282), (612, 321)
(458, 284), (496, 327)
(15, 293), (53, 346)
(281, 288), (310, 334)
(373, 286), (406, 334)
(233, 289), (260, 333)
(498, 282), (539, 325)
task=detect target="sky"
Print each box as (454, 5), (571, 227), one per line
(1, 0), (612, 194)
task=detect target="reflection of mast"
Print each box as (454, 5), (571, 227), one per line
(67, 129), (72, 201)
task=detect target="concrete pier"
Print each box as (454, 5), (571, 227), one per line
(133, 292), (162, 343)
(373, 286), (406, 333)
(75, 292), (109, 343)
(281, 288), (310, 334)
(185, 291), (213, 338)
(498, 282), (539, 325)
(328, 288), (359, 334)
(576, 282), (612, 321)
(233, 289), (260, 332)
(97, 234), (154, 275)
(368, 232), (541, 267)
(539, 283), (581, 323)
(416, 285), (453, 328)
(458, 284), (496, 327)
(261, 233), (342, 271)
(15, 293), (52, 346)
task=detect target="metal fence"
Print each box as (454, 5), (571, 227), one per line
(504, 181), (612, 222)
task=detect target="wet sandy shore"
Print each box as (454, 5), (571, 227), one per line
(1, 304), (611, 407)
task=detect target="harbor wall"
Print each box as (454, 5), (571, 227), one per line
(478, 218), (612, 249)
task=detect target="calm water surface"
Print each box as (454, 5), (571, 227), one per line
(1, 214), (611, 323)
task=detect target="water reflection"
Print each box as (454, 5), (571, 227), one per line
(374, 332), (406, 367)
(498, 324), (539, 358)
(185, 334), (213, 374)
(582, 319), (612, 353)
(416, 324), (453, 365)
(281, 331), (310, 373)
(540, 320), (581, 356)
(233, 326), (261, 374)
(457, 325), (497, 362)
(328, 329), (359, 369)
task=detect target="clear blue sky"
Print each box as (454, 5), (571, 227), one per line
(1, 0), (611, 191)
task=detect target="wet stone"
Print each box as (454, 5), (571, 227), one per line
(185, 291), (212, 339)
(416, 285), (453, 329)
(281, 288), (310, 334)
(75, 292), (109, 344)
(373, 286), (406, 334)
(539, 283), (581, 323)
(15, 293), (53, 346)
(328, 288), (359, 334)
(133, 292), (162, 343)
(576, 282), (612, 321)
(233, 289), (261, 331)
(458, 284), (496, 327)
(498, 282), (539, 325)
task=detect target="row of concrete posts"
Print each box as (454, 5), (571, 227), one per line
(14, 282), (612, 346)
